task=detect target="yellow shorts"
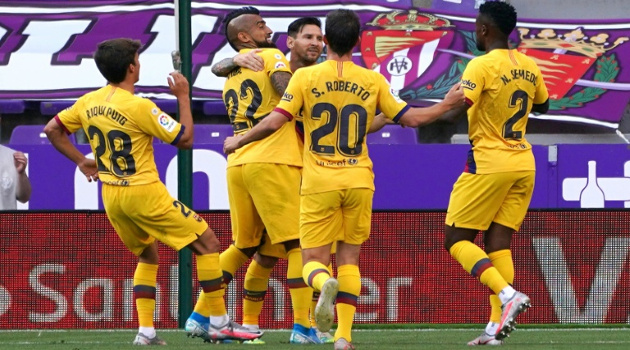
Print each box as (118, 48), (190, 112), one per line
(445, 171), (535, 231)
(227, 163), (301, 259)
(300, 188), (373, 249)
(102, 182), (208, 256)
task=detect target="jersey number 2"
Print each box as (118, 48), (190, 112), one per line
(503, 90), (529, 140)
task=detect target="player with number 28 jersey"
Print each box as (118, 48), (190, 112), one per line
(56, 86), (182, 186)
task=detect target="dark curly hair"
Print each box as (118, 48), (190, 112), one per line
(223, 6), (260, 51)
(479, 1), (517, 36)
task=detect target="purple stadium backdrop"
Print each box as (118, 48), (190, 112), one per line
(0, 1), (629, 127)
(5, 143), (630, 210)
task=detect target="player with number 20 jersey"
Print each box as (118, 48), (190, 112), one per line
(276, 60), (408, 197)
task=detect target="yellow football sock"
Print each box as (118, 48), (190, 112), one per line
(286, 248), (312, 328)
(335, 264), (360, 342)
(449, 241), (508, 294)
(242, 260), (272, 326)
(220, 244), (251, 285)
(488, 249), (514, 322)
(196, 253), (226, 317)
(133, 262), (158, 328)
(193, 245), (249, 316)
(303, 261), (331, 291)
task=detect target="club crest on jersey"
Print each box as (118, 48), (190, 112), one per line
(158, 113), (176, 132)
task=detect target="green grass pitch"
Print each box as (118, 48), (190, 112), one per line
(1, 325), (629, 349)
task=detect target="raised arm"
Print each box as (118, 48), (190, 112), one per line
(167, 72), (194, 149)
(211, 50), (264, 77)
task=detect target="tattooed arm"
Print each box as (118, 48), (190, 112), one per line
(270, 71), (292, 96)
(211, 50), (264, 77)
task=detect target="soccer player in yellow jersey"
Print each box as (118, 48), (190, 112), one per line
(43, 38), (262, 345)
(441, 2), (549, 345)
(185, 8), (320, 344)
(224, 9), (464, 350)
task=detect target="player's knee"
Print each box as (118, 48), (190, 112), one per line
(189, 228), (221, 254)
(254, 253), (278, 268)
(283, 239), (300, 252)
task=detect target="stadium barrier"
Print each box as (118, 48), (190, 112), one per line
(0, 210), (628, 329)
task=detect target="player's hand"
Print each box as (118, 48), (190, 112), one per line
(223, 135), (243, 155)
(13, 152), (28, 174)
(78, 158), (99, 182)
(234, 50), (264, 72)
(444, 83), (465, 108)
(167, 72), (190, 99)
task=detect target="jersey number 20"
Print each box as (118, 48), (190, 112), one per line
(310, 102), (368, 157)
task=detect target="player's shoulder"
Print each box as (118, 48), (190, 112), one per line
(257, 48), (287, 60)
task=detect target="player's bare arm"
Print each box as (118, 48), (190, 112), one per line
(223, 111), (288, 154)
(44, 119), (98, 182)
(398, 83), (465, 128)
(211, 50), (264, 77)
(438, 104), (468, 124)
(270, 71), (292, 96)
(367, 113), (393, 133)
(167, 72), (194, 149)
(531, 99), (550, 114)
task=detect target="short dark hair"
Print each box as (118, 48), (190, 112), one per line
(93, 38), (141, 84)
(324, 9), (360, 56)
(223, 6), (260, 51)
(287, 17), (322, 38)
(479, 1), (517, 36)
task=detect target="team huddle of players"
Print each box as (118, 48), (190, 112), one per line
(44, 2), (548, 349)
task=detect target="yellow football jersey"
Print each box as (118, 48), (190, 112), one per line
(57, 85), (183, 186)
(461, 49), (549, 174)
(223, 48), (302, 167)
(275, 60), (409, 195)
